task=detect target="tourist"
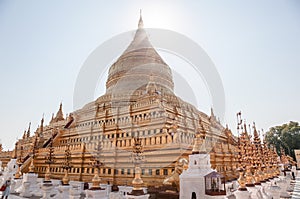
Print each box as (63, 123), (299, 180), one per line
(1, 177), (11, 199)
(292, 171), (295, 180)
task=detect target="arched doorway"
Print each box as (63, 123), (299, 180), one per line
(191, 192), (196, 199)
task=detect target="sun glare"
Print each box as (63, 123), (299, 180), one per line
(129, 2), (186, 30)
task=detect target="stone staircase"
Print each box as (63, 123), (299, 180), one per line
(20, 132), (60, 174)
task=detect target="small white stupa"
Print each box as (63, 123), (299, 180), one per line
(179, 125), (214, 199)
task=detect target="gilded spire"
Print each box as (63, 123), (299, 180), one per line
(242, 120), (251, 142)
(58, 102), (63, 114)
(26, 122), (31, 138)
(50, 113), (54, 124)
(243, 121), (247, 135)
(40, 114), (44, 134)
(54, 102), (64, 122)
(138, 9), (144, 29)
(106, 13), (174, 94)
(236, 114), (257, 187)
(253, 122), (258, 138)
(22, 129), (26, 139)
(210, 107), (214, 117)
(13, 142), (18, 159)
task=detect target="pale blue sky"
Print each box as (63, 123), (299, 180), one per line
(0, 0), (299, 150)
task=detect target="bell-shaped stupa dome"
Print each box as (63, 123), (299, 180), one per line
(105, 12), (174, 95)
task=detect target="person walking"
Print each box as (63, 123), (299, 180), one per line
(1, 177), (11, 199)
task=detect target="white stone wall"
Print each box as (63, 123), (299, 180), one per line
(180, 154), (214, 199)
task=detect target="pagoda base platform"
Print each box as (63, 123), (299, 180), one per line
(85, 188), (108, 199)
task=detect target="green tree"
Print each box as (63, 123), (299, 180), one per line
(265, 121), (300, 161)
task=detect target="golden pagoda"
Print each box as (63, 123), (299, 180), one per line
(0, 14), (239, 188)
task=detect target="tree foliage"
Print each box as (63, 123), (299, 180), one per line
(265, 121), (300, 161)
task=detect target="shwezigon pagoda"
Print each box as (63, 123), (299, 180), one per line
(0, 13), (295, 199)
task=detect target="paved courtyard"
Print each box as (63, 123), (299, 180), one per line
(3, 172), (300, 199)
(292, 175), (300, 199)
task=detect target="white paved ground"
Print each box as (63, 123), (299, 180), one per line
(7, 195), (45, 199)
(7, 195), (22, 199)
(292, 171), (300, 199)
(4, 171), (300, 199)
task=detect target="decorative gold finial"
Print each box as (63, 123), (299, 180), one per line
(245, 164), (254, 186)
(129, 135), (145, 196)
(40, 114), (44, 134)
(192, 120), (207, 154)
(236, 111), (242, 136)
(44, 135), (55, 182)
(44, 166), (51, 181)
(192, 130), (202, 154)
(252, 122), (263, 184)
(89, 141), (104, 190)
(61, 141), (72, 185)
(237, 168), (247, 191)
(27, 122), (31, 137)
(138, 9), (144, 29)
